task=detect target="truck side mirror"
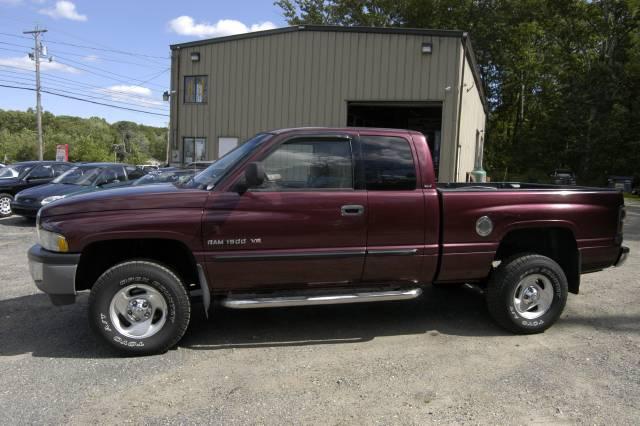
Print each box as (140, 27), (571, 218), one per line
(244, 162), (265, 188)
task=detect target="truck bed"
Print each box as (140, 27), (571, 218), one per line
(434, 182), (624, 284)
(437, 182), (618, 192)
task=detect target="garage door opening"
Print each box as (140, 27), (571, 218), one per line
(347, 102), (443, 176)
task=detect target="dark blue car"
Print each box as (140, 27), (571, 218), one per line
(11, 163), (145, 218)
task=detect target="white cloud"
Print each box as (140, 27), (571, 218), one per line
(96, 85), (164, 108)
(168, 16), (277, 38)
(0, 55), (80, 73)
(39, 1), (87, 21)
(101, 85), (152, 97)
(82, 54), (99, 62)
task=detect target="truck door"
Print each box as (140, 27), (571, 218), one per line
(202, 135), (367, 290)
(358, 133), (431, 284)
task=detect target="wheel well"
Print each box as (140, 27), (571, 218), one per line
(496, 228), (580, 294)
(75, 239), (199, 292)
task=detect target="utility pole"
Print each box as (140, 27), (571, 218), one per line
(24, 26), (48, 161)
(165, 120), (170, 166)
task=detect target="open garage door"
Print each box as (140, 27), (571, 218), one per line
(347, 102), (443, 177)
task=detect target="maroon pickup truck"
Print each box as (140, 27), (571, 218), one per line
(28, 128), (629, 355)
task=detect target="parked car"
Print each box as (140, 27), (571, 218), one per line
(132, 168), (197, 186)
(0, 166), (19, 179)
(137, 164), (160, 174)
(551, 169), (577, 185)
(27, 128), (628, 355)
(11, 163), (145, 218)
(185, 160), (215, 169)
(0, 161), (73, 217)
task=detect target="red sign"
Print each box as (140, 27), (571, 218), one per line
(56, 144), (68, 162)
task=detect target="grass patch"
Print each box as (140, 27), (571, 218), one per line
(623, 194), (640, 201)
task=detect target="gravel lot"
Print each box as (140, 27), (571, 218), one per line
(0, 203), (638, 425)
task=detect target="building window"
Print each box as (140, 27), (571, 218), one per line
(256, 139), (354, 191)
(183, 137), (206, 164)
(184, 76), (207, 103)
(360, 136), (417, 190)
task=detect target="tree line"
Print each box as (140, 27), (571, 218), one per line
(277, 0), (640, 185)
(0, 108), (167, 165)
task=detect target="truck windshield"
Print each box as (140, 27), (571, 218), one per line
(185, 133), (272, 189)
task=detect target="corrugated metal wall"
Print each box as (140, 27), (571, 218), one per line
(170, 29), (481, 181)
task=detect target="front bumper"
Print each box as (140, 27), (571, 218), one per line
(11, 201), (40, 218)
(28, 244), (81, 305)
(614, 246), (630, 267)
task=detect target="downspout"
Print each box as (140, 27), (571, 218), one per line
(174, 47), (181, 166)
(454, 34), (467, 182)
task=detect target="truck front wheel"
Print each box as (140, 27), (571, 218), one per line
(88, 260), (191, 355)
(486, 254), (568, 334)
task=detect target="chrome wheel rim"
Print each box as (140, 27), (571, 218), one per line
(513, 274), (554, 319)
(0, 196), (11, 216)
(109, 284), (168, 339)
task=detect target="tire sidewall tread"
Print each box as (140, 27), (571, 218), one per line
(486, 253), (568, 334)
(88, 260), (191, 356)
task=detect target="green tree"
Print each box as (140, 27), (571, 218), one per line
(276, 0), (640, 184)
(0, 109), (167, 165)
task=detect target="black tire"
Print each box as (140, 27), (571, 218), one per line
(486, 254), (568, 334)
(88, 260), (191, 355)
(0, 193), (13, 218)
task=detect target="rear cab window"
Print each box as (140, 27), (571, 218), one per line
(358, 135), (417, 190)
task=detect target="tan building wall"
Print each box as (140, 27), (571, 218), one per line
(455, 50), (487, 181)
(169, 26), (486, 182)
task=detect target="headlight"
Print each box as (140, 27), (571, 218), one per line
(37, 228), (69, 252)
(41, 195), (66, 205)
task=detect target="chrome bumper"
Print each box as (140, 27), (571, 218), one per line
(28, 244), (80, 305)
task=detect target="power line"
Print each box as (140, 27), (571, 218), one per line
(43, 86), (169, 111)
(0, 83), (169, 116)
(54, 56), (167, 89)
(0, 75), (167, 111)
(0, 65), (168, 102)
(45, 39), (169, 61)
(0, 40), (32, 49)
(0, 46), (29, 55)
(0, 30), (169, 62)
(0, 37), (167, 70)
(0, 32), (31, 41)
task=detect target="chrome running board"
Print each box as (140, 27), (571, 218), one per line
(221, 288), (422, 309)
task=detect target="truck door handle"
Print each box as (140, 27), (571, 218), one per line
(341, 205), (364, 216)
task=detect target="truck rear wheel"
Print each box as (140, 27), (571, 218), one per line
(88, 260), (191, 355)
(486, 254), (567, 334)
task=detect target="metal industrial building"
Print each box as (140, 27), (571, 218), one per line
(168, 25), (486, 181)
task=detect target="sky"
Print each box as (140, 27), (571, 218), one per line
(0, 0), (287, 127)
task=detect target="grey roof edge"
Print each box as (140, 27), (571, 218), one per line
(170, 24), (487, 113)
(461, 33), (488, 114)
(169, 25), (466, 49)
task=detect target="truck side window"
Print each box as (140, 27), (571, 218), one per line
(360, 136), (417, 190)
(259, 139), (353, 190)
